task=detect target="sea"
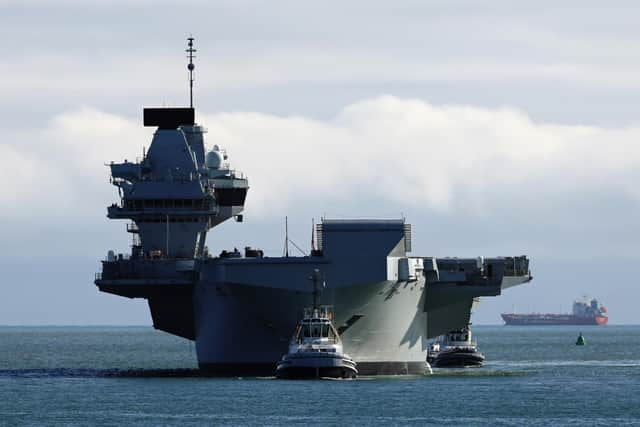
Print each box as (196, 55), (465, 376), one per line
(1, 325), (639, 426)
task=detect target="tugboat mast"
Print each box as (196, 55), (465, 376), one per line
(186, 37), (196, 108)
(309, 269), (323, 310)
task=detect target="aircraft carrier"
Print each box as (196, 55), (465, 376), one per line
(94, 38), (533, 375)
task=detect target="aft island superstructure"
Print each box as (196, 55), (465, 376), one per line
(94, 38), (532, 375)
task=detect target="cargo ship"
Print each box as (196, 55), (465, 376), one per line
(501, 298), (608, 326)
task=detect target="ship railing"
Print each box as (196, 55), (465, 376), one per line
(138, 173), (201, 183)
(103, 253), (132, 262)
(117, 199), (217, 212)
(443, 341), (477, 348)
(110, 174), (204, 184)
(102, 252), (201, 262)
(225, 169), (247, 181)
(503, 256), (530, 276)
(303, 306), (334, 320)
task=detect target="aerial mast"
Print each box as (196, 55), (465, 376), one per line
(186, 37), (196, 108)
(309, 269), (323, 310)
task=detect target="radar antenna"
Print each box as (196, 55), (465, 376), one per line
(186, 37), (196, 108)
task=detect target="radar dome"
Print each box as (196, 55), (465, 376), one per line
(205, 150), (223, 169)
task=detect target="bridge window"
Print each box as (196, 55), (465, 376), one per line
(301, 325), (311, 338)
(310, 324), (321, 338)
(321, 324), (329, 338)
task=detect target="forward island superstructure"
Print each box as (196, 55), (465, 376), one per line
(94, 38), (533, 375)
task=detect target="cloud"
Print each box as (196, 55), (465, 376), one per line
(203, 96), (640, 219)
(3, 96), (640, 257)
(5, 52), (640, 100)
(0, 108), (148, 220)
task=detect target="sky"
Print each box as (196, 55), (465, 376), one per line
(1, 0), (640, 325)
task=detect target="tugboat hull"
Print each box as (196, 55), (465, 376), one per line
(276, 353), (357, 379)
(432, 350), (485, 368)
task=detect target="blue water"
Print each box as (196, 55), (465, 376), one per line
(1, 325), (639, 426)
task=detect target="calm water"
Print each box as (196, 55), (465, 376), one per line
(1, 325), (639, 426)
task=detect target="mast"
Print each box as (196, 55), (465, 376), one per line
(309, 268), (325, 310)
(186, 37), (196, 108)
(309, 269), (322, 310)
(284, 216), (289, 257)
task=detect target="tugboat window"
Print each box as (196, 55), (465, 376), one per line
(322, 324), (329, 338)
(301, 325), (311, 338)
(311, 324), (321, 338)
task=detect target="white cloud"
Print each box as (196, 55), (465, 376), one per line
(0, 108), (148, 220)
(0, 143), (41, 204)
(4, 97), (640, 214)
(3, 96), (640, 260)
(5, 52), (640, 99)
(202, 97), (640, 220)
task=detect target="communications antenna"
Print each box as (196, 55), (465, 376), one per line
(186, 37), (196, 108)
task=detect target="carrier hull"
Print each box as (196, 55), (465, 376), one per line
(98, 254), (531, 376)
(194, 274), (429, 375)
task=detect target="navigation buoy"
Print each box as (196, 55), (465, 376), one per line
(576, 332), (585, 346)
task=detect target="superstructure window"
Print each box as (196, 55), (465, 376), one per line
(301, 325), (311, 338)
(310, 324), (321, 338)
(321, 324), (329, 338)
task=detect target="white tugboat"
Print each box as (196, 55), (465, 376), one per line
(276, 270), (358, 379)
(427, 327), (485, 368)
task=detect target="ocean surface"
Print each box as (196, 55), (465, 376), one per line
(1, 325), (639, 426)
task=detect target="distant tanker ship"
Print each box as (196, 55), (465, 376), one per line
(501, 298), (608, 326)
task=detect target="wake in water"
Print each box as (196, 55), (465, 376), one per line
(488, 359), (640, 368)
(429, 368), (529, 378)
(0, 368), (531, 379)
(0, 368), (207, 378)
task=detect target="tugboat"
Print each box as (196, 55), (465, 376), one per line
(427, 327), (485, 368)
(276, 270), (358, 379)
